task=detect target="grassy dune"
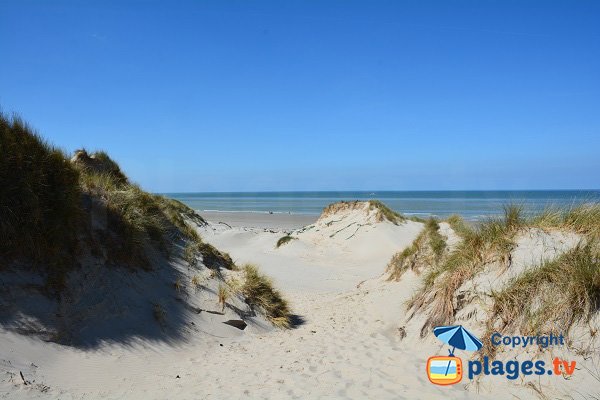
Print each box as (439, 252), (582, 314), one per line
(1, 114), (292, 329)
(1, 116), (82, 289)
(385, 203), (600, 341)
(241, 264), (293, 328)
(386, 218), (446, 280)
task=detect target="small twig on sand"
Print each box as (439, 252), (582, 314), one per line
(20, 371), (28, 385)
(346, 223), (370, 240)
(329, 222), (356, 238)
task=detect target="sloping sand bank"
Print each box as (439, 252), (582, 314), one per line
(2, 202), (598, 399)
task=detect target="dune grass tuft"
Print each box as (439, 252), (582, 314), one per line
(488, 242), (600, 336)
(387, 218), (446, 280)
(241, 264), (292, 328)
(77, 151), (224, 271)
(276, 234), (297, 248)
(533, 203), (600, 239)
(409, 205), (525, 334)
(153, 303), (167, 326)
(368, 200), (406, 224)
(191, 275), (203, 290)
(72, 149), (129, 186)
(426, 218), (447, 259)
(218, 284), (229, 311)
(1, 113), (221, 291)
(0, 114), (82, 289)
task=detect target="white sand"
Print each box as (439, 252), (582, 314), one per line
(200, 211), (317, 230)
(1, 204), (598, 399)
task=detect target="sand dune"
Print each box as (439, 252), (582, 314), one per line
(2, 201), (599, 399)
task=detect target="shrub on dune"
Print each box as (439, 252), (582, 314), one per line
(241, 264), (292, 328)
(276, 234), (296, 248)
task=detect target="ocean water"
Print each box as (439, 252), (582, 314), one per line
(165, 191), (600, 221)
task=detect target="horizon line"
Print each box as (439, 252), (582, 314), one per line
(159, 189), (600, 194)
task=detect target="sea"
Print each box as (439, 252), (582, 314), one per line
(165, 190), (600, 221)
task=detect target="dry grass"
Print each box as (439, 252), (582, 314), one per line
(533, 203), (600, 239)
(0, 113), (225, 292)
(319, 199), (407, 224)
(184, 241), (199, 266)
(241, 264), (292, 328)
(408, 205), (525, 334)
(174, 279), (183, 293)
(226, 276), (241, 292)
(488, 242), (600, 336)
(217, 284), (229, 311)
(426, 218), (447, 259)
(80, 157), (232, 271)
(0, 114), (81, 290)
(405, 203), (600, 342)
(191, 275), (203, 290)
(199, 242), (235, 270)
(276, 235), (297, 248)
(368, 200), (406, 224)
(153, 303), (166, 326)
(386, 238), (423, 280)
(387, 218), (446, 280)
(445, 214), (471, 237)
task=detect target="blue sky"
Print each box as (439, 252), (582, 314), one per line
(1, 1), (599, 192)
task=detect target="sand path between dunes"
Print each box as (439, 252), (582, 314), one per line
(1, 211), (577, 399)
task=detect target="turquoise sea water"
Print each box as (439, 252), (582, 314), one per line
(165, 191), (600, 221)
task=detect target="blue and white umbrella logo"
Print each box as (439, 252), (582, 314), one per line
(433, 325), (483, 356)
(433, 325), (482, 377)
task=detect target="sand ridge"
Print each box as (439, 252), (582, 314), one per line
(1, 203), (599, 399)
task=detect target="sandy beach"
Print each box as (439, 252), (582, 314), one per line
(3, 2), (599, 397)
(200, 211), (317, 230)
(3, 199), (598, 399)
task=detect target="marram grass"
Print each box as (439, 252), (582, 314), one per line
(241, 264), (292, 328)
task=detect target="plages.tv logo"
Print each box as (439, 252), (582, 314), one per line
(426, 325), (576, 385)
(426, 325), (482, 385)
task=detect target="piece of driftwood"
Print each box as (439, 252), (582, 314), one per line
(20, 371), (28, 385)
(223, 319), (247, 330)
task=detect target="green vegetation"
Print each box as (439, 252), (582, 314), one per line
(199, 241), (235, 270)
(276, 234), (297, 248)
(0, 115), (82, 289)
(368, 200), (406, 224)
(387, 239), (422, 280)
(241, 264), (292, 328)
(426, 218), (447, 259)
(0, 113), (224, 291)
(408, 205), (525, 333)
(73, 149), (129, 185)
(153, 303), (167, 326)
(445, 214), (471, 237)
(218, 284), (229, 311)
(489, 242), (600, 335)
(401, 203), (600, 344)
(387, 218), (447, 280)
(533, 203), (600, 239)
(191, 274), (203, 290)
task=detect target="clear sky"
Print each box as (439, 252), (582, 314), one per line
(1, 1), (599, 192)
